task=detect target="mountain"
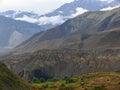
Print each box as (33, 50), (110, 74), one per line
(1, 7), (120, 81)
(0, 0), (120, 30)
(0, 15), (43, 50)
(12, 7), (120, 53)
(0, 61), (33, 90)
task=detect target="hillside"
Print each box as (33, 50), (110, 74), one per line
(0, 62), (119, 90)
(3, 48), (120, 81)
(0, 61), (33, 90)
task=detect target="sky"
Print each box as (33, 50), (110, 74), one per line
(0, 0), (116, 14)
(0, 0), (74, 14)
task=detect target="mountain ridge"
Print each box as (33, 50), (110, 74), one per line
(1, 7), (120, 81)
(12, 7), (120, 54)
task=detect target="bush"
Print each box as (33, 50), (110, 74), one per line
(64, 76), (76, 84)
(42, 83), (49, 88)
(80, 78), (85, 87)
(31, 77), (45, 83)
(47, 78), (58, 82)
(60, 82), (65, 86)
(94, 85), (105, 90)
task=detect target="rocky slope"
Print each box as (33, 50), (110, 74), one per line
(3, 49), (120, 81)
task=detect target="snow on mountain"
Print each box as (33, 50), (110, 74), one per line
(100, 5), (120, 11)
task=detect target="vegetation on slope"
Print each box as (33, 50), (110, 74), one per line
(0, 61), (33, 90)
(32, 72), (120, 90)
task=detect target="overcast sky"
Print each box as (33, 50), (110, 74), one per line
(0, 0), (74, 14)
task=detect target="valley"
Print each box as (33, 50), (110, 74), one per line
(0, 0), (120, 90)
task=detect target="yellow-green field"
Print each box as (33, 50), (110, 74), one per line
(32, 72), (120, 90)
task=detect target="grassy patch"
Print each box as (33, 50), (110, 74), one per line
(32, 72), (120, 90)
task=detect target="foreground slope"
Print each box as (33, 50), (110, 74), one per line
(0, 61), (33, 90)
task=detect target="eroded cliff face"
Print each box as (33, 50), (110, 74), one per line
(3, 49), (120, 81)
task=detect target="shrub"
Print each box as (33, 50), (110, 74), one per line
(60, 82), (65, 86)
(64, 76), (76, 84)
(42, 83), (49, 88)
(47, 78), (58, 82)
(94, 85), (105, 90)
(31, 77), (45, 83)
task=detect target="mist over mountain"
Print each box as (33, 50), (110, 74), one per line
(0, 16), (43, 50)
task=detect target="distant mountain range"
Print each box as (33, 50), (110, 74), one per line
(0, 0), (120, 30)
(2, 7), (120, 81)
(0, 0), (120, 50)
(0, 16), (43, 49)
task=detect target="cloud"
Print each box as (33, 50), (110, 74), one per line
(15, 15), (38, 23)
(0, 0), (74, 14)
(100, 0), (114, 3)
(71, 7), (88, 17)
(16, 15), (65, 25)
(100, 5), (120, 11)
(38, 15), (65, 25)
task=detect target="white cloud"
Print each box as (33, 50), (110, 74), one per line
(15, 15), (38, 23)
(38, 15), (65, 25)
(100, 0), (114, 3)
(71, 7), (88, 17)
(100, 5), (120, 11)
(0, 0), (74, 14)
